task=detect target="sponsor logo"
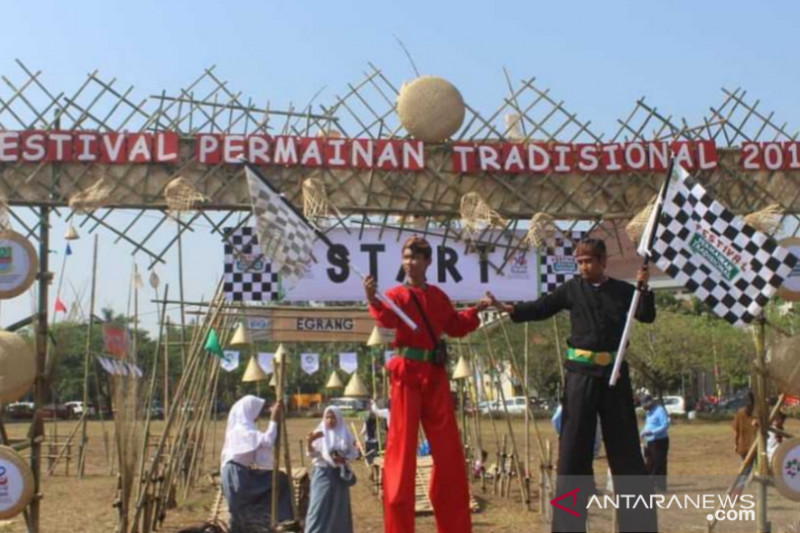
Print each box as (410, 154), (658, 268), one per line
(235, 253), (265, 273)
(551, 256), (578, 274)
(690, 230), (742, 281)
(510, 252), (529, 276)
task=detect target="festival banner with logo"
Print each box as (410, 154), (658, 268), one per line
(221, 350), (240, 372)
(339, 352), (358, 374)
(224, 227), (539, 302)
(257, 352), (274, 374)
(300, 353), (320, 375)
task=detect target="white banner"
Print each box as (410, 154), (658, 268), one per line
(97, 356), (113, 374)
(247, 317), (271, 341)
(300, 352), (320, 375)
(339, 352), (358, 374)
(221, 350), (240, 372)
(97, 356), (143, 377)
(225, 227), (539, 302)
(114, 359), (128, 376)
(257, 352), (274, 374)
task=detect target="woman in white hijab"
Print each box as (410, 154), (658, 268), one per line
(304, 406), (360, 533)
(220, 395), (293, 531)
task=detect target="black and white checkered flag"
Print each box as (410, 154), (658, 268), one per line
(540, 230), (585, 295)
(223, 226), (281, 302)
(244, 165), (316, 284)
(644, 165), (797, 326)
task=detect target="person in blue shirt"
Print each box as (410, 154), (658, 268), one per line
(640, 395), (670, 492)
(552, 404), (602, 458)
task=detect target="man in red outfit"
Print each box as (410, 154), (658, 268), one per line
(364, 236), (490, 533)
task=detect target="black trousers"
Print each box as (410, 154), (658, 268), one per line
(644, 437), (669, 491)
(553, 362), (657, 533)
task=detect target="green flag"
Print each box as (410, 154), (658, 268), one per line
(205, 328), (224, 358)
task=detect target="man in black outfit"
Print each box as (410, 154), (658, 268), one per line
(488, 238), (657, 533)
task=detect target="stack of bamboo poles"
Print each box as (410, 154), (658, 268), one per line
(112, 280), (233, 533)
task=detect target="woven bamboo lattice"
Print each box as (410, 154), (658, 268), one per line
(0, 60), (799, 269)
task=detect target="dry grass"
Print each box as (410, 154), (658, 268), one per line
(0, 417), (797, 532)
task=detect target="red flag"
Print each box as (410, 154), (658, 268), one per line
(54, 298), (67, 313)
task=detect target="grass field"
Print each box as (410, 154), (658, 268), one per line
(0, 416), (797, 532)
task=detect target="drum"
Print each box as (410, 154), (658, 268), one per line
(772, 437), (800, 502)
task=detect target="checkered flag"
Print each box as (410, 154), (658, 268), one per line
(645, 165), (798, 326)
(244, 164), (316, 284)
(223, 226), (280, 302)
(540, 230), (585, 295)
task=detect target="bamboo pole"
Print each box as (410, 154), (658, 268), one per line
(753, 317), (769, 533)
(29, 204), (50, 533)
(524, 322), (530, 483)
(176, 216), (187, 372)
(280, 405), (298, 521)
(481, 326), (528, 508)
(47, 413), (86, 476)
(164, 314), (170, 419)
(131, 285), (169, 533)
(707, 393), (786, 532)
(136, 282), (226, 529)
(271, 348), (288, 528)
(78, 234), (99, 477)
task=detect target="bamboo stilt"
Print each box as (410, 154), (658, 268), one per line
(78, 234), (99, 478)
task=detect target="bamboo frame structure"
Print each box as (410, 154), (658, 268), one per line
(2, 58), (800, 532)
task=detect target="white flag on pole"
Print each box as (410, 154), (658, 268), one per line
(339, 352), (358, 374)
(257, 352), (274, 374)
(300, 353), (320, 375)
(221, 350), (240, 372)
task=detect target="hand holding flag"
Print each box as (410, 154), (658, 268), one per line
(242, 160), (417, 330)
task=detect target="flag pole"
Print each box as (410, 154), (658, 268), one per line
(609, 158), (675, 386)
(241, 160), (418, 330)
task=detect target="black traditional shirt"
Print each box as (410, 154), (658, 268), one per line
(509, 277), (655, 374)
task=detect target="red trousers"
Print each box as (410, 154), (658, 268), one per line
(383, 357), (471, 533)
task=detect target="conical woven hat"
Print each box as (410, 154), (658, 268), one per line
(242, 356), (268, 382)
(452, 356), (472, 380)
(229, 323), (251, 347)
(326, 370), (344, 389)
(344, 373), (369, 397)
(366, 326), (388, 347)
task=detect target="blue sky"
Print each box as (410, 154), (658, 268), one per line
(0, 0), (798, 332)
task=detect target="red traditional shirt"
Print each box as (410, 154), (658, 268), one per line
(368, 283), (480, 349)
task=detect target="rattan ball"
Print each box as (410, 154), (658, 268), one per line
(397, 76), (465, 142)
(0, 332), (35, 403)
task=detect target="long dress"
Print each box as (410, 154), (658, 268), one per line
(220, 395), (294, 532)
(304, 407), (360, 533)
(221, 462), (294, 531)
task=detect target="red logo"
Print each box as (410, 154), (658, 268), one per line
(550, 487), (580, 517)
